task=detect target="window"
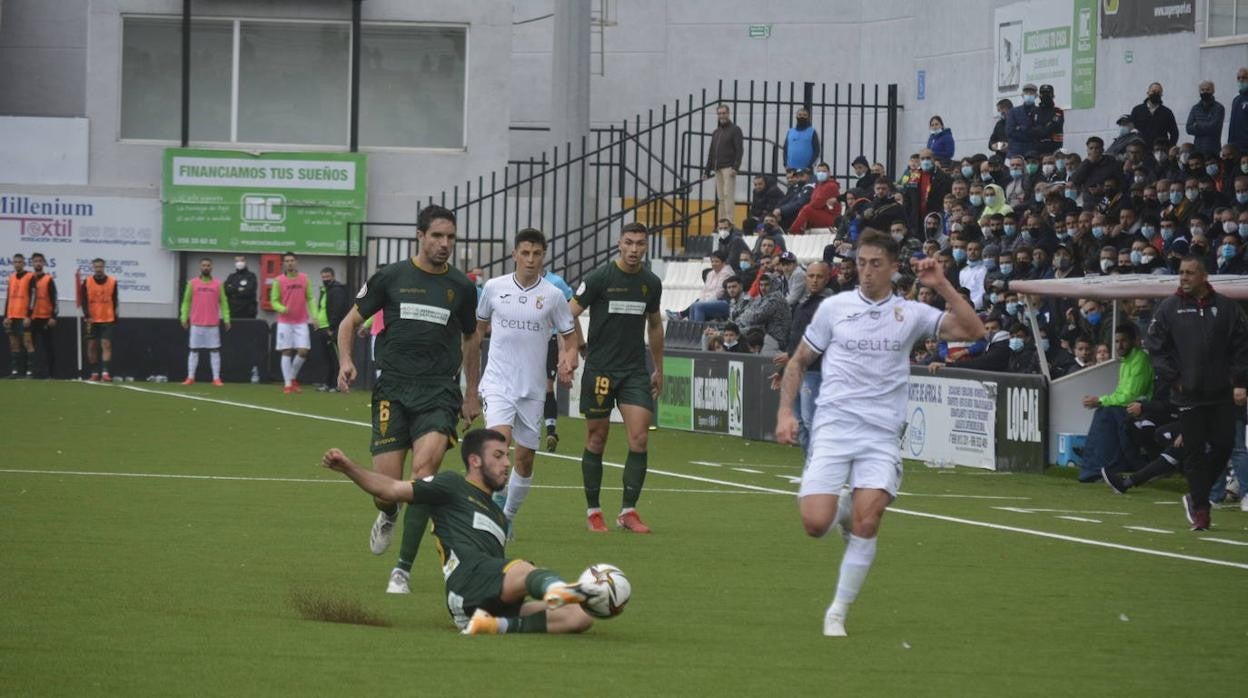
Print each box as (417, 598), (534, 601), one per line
(119, 16), (467, 149)
(1208, 0), (1248, 40)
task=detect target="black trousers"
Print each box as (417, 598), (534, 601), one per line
(321, 329), (339, 387)
(1179, 401), (1237, 510)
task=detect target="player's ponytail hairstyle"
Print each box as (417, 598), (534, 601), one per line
(856, 228), (899, 261)
(461, 428), (508, 470)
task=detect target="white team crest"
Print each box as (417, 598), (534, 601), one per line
(576, 282), (587, 296)
(894, 306), (904, 322)
(535, 296), (544, 309)
(356, 283), (368, 299)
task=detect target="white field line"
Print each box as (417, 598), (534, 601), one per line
(1201, 537), (1248, 547)
(1055, 515), (1103, 523)
(1124, 526), (1174, 534)
(731, 467), (763, 474)
(77, 383), (1248, 571)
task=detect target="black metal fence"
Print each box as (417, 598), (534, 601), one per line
(349, 79), (900, 291)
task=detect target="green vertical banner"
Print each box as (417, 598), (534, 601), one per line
(162, 148), (367, 255)
(1071, 0), (1098, 109)
(658, 356), (693, 430)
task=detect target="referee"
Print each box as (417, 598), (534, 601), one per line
(1144, 256), (1248, 531)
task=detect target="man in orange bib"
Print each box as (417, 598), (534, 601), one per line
(3, 252), (35, 377)
(27, 253), (58, 379)
(81, 258), (118, 381)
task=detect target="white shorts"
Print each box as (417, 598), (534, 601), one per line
(275, 322), (311, 351)
(798, 420), (904, 499)
(188, 325), (221, 350)
(482, 392), (544, 451)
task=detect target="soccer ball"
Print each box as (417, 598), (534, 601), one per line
(576, 563), (631, 619)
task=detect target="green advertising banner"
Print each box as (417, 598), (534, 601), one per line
(162, 149), (367, 255)
(658, 356), (693, 430)
(1071, 0), (1097, 110)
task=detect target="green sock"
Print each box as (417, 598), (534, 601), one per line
(524, 568), (564, 599)
(622, 450), (648, 508)
(101, 360), (110, 374)
(507, 611), (548, 634)
(582, 449), (604, 509)
(395, 502), (430, 573)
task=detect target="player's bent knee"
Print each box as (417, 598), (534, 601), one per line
(800, 512), (835, 538)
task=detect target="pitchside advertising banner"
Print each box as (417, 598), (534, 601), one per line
(162, 149), (367, 255)
(994, 0), (1098, 110)
(0, 192), (175, 304)
(1101, 0), (1194, 38)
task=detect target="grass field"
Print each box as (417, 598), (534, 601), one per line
(2, 380), (1247, 696)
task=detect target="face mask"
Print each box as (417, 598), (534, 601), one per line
(1092, 226), (1105, 239)
(921, 159), (934, 172)
(815, 171), (829, 183)
(1042, 164), (1055, 176)
(1222, 244), (1238, 259)
(962, 165), (974, 178)
(1099, 258), (1114, 273)
(1010, 168), (1024, 179)
(235, 261), (246, 271)
(1040, 338), (1051, 352)
(1056, 159), (1067, 172)
(1118, 126), (1130, 137)
(796, 117), (810, 126)
(1161, 227), (1175, 241)
(1026, 163), (1039, 175)
(1055, 256), (1071, 270)
(1065, 189), (1078, 201)
(1141, 225), (1155, 238)
(984, 259), (998, 272)
(1148, 93), (1161, 104)
(989, 293), (1000, 305)
(1129, 250), (1142, 266)
(1206, 164), (1220, 176)
(1003, 224), (1017, 237)
(891, 232), (905, 243)
(1134, 175), (1145, 185)
(930, 127), (941, 135)
(1141, 254), (1155, 265)
(1191, 225), (1205, 236)
(986, 195), (998, 206)
(981, 172), (994, 183)
(718, 229), (730, 240)
(1087, 310), (1102, 325)
(723, 340), (737, 348)
(952, 248), (967, 263)
(1225, 220), (1240, 234)
(1238, 192), (1248, 204)
(1000, 263), (1014, 276)
(1169, 191), (1183, 205)
(1154, 150), (1167, 162)
(951, 222), (964, 233)
(1005, 301), (1019, 315)
(1201, 92), (1214, 103)
(1009, 337), (1025, 352)
(1034, 191), (1045, 203)
(1023, 94), (1036, 106)
(1240, 81), (1248, 94)
(970, 194), (983, 206)
(740, 261), (751, 270)
(1057, 230), (1071, 241)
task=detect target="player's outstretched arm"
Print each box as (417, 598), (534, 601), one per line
(322, 448), (413, 503)
(916, 258), (985, 342)
(336, 307), (364, 391)
(776, 341), (817, 444)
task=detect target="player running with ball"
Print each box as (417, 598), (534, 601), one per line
(776, 229), (984, 637)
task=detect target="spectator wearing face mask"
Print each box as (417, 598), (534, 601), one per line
(989, 99), (1013, 154)
(745, 176), (784, 234)
(713, 218), (751, 273)
(1107, 114), (1146, 160)
(1006, 326), (1041, 374)
(784, 108), (821, 172)
(1131, 83), (1180, 150)
(850, 155), (876, 191)
(755, 214), (787, 254)
(1186, 80), (1225, 159)
(1006, 84), (1040, 158)
(736, 273), (790, 352)
(957, 239), (988, 309)
(1003, 155), (1034, 209)
(927, 115), (955, 163)
(1230, 67), (1248, 155)
(862, 179), (907, 232)
(224, 255), (259, 319)
(1069, 136), (1120, 200)
(978, 183), (1013, 226)
(1216, 233), (1246, 274)
(790, 163), (842, 234)
(1034, 84), (1065, 153)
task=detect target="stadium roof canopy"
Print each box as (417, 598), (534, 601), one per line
(1009, 273), (1248, 300)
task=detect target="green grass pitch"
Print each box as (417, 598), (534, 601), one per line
(2, 380), (1246, 696)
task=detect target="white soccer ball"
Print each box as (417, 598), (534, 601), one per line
(577, 563), (631, 619)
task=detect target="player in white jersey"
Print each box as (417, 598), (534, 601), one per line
(477, 228), (579, 529)
(776, 229), (985, 638)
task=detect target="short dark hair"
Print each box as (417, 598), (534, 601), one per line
(1086, 136), (1105, 148)
(717, 218), (733, 227)
(744, 328), (766, 348)
(283, 251), (297, 260)
(1180, 254), (1209, 273)
(417, 204), (457, 233)
(12, 253), (24, 260)
(91, 257), (105, 264)
(856, 228), (899, 261)
(722, 276), (741, 291)
(723, 322), (741, 334)
(321, 267), (335, 275)
(514, 228), (547, 249)
(1115, 323), (1139, 342)
(621, 222), (649, 237)
(29, 252), (45, 262)
(461, 428), (507, 470)
(709, 250), (726, 262)
(996, 98), (1013, 109)
(1074, 335), (1092, 347)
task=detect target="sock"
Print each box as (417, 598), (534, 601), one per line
(209, 351), (221, 380)
(506, 611), (548, 634)
(187, 351), (199, 380)
(544, 392), (558, 428)
(290, 354), (306, 380)
(281, 355), (293, 386)
(582, 450), (604, 509)
(830, 534), (878, 618)
(379, 501), (399, 517)
(395, 502), (430, 574)
(101, 360), (110, 374)
(504, 472), (533, 520)
(622, 450), (648, 508)
(524, 568), (564, 598)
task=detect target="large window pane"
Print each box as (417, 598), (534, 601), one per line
(1209, 0), (1235, 38)
(121, 18), (231, 141)
(1238, 0), (1248, 36)
(237, 22), (349, 145)
(359, 26), (466, 148)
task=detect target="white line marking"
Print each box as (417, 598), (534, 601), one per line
(898, 492), (1032, 501)
(732, 467), (763, 474)
(993, 507), (1129, 515)
(1201, 537), (1248, 547)
(1055, 515), (1103, 523)
(691, 460), (721, 467)
(106, 383), (372, 427)
(90, 383), (1248, 571)
(1124, 526), (1174, 534)
(692, 460), (798, 470)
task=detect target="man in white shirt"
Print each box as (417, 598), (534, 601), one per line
(477, 229), (579, 530)
(775, 229), (985, 638)
(957, 239), (988, 309)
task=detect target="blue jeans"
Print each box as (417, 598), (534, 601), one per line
(798, 371), (821, 453)
(689, 300), (729, 322)
(1208, 419), (1248, 503)
(1079, 406), (1139, 482)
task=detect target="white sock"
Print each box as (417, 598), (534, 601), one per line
(504, 472), (533, 520)
(281, 355), (293, 386)
(830, 534), (878, 617)
(496, 617), (511, 634)
(291, 354), (306, 380)
(586, 507), (602, 516)
(545, 418), (557, 428)
(209, 351), (221, 380)
(187, 351), (199, 379)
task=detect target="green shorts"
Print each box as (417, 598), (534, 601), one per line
(370, 377), (462, 455)
(5, 318), (29, 336)
(86, 321), (115, 341)
(580, 367), (653, 418)
(445, 556), (525, 630)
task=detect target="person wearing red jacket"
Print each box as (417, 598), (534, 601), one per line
(790, 162), (842, 233)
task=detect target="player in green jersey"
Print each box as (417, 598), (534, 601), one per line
(322, 429), (596, 635)
(569, 222), (664, 533)
(336, 205), (483, 594)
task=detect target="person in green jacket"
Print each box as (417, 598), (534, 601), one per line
(1077, 322), (1154, 482)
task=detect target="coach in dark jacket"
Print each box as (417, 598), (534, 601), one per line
(1130, 83), (1180, 149)
(224, 256), (258, 319)
(1186, 82), (1226, 158)
(1145, 256), (1248, 529)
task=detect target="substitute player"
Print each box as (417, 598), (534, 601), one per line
(569, 222), (664, 533)
(3, 253), (34, 377)
(776, 229), (984, 637)
(335, 205), (481, 594)
(27, 253), (58, 379)
(477, 229), (578, 531)
(322, 429), (594, 635)
(180, 258), (231, 386)
(81, 258), (118, 382)
(271, 252), (314, 393)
